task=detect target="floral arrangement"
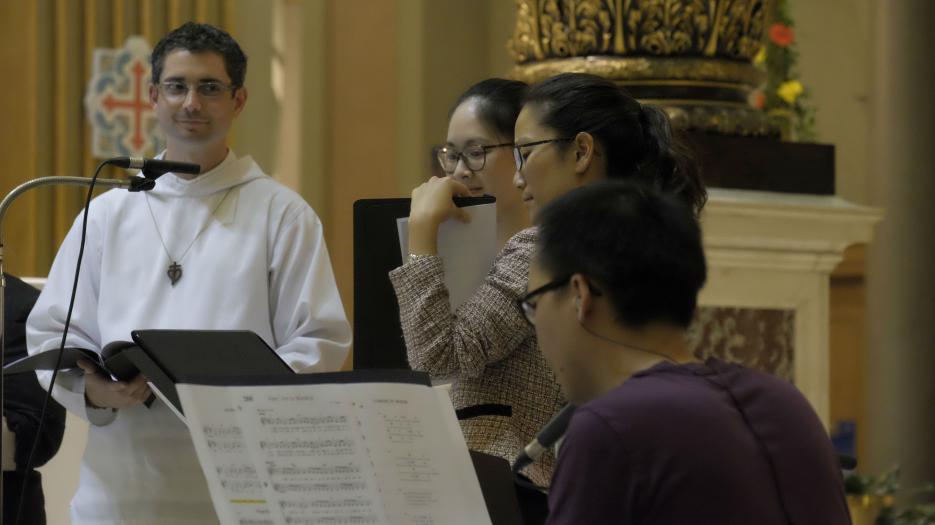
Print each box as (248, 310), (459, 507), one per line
(845, 466), (935, 525)
(750, 0), (816, 141)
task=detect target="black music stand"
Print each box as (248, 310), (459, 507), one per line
(352, 196), (494, 370)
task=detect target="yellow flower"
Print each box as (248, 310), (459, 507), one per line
(754, 47), (766, 66)
(777, 80), (803, 104)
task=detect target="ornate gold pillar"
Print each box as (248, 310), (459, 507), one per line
(509, 0), (774, 136)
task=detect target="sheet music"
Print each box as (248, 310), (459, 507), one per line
(178, 382), (491, 525)
(397, 202), (496, 309)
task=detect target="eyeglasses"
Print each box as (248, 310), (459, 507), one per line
(517, 275), (604, 325)
(436, 143), (513, 174)
(513, 137), (575, 172)
(157, 81), (237, 101)
(516, 275), (570, 326)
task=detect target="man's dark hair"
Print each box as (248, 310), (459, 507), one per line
(151, 22), (247, 88)
(536, 179), (707, 328)
(451, 78), (528, 140)
(525, 73), (707, 216)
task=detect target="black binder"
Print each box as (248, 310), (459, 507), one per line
(3, 340), (143, 381)
(125, 329), (294, 416)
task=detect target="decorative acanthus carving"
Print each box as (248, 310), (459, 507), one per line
(511, 0), (766, 62)
(509, 0), (775, 136)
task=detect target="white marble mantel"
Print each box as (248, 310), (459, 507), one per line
(698, 188), (883, 427)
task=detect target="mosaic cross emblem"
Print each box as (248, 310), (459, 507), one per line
(85, 36), (165, 158)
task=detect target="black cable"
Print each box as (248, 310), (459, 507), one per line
(693, 362), (796, 525)
(14, 160), (108, 525)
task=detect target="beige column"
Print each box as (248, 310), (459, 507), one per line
(865, 0), (935, 488)
(231, 0), (277, 176)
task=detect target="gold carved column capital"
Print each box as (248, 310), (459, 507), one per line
(509, 0), (775, 136)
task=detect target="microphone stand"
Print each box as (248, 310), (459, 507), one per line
(0, 174), (153, 503)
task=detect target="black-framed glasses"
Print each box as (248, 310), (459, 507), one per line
(436, 143), (513, 174)
(517, 275), (604, 325)
(516, 275), (571, 325)
(158, 80), (237, 101)
(513, 137), (575, 172)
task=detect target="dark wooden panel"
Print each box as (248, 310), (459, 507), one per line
(683, 132), (835, 195)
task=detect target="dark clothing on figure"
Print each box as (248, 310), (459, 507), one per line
(4, 470), (47, 524)
(3, 274), (66, 525)
(546, 358), (851, 525)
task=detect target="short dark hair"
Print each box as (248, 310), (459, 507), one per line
(525, 73), (707, 216)
(451, 78), (528, 139)
(151, 22), (248, 88)
(535, 179), (707, 328)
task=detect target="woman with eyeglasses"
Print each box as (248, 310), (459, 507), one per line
(510, 72), (706, 518)
(512, 73), (707, 219)
(421, 81), (533, 250)
(390, 78), (565, 524)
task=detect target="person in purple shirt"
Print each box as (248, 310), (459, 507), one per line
(519, 180), (852, 525)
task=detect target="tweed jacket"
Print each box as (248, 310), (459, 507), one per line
(389, 227), (566, 487)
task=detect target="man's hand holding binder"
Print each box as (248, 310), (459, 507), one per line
(76, 358), (151, 410)
(3, 340), (157, 408)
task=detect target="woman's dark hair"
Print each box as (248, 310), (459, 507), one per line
(525, 73), (706, 215)
(536, 179), (707, 328)
(451, 78), (528, 140)
(151, 22), (248, 89)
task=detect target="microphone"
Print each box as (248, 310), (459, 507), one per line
(107, 157), (201, 178)
(512, 403), (576, 473)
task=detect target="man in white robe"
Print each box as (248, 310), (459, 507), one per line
(26, 22), (351, 524)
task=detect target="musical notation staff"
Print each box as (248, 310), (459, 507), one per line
(272, 481), (368, 494)
(395, 454), (440, 483)
(259, 439), (355, 458)
(266, 463), (361, 477)
(217, 464), (258, 478)
(379, 413), (424, 444)
(279, 498), (371, 510)
(207, 439), (246, 453)
(237, 519), (274, 525)
(220, 479), (263, 492)
(204, 424), (243, 439)
(282, 516), (379, 525)
(260, 415), (348, 427)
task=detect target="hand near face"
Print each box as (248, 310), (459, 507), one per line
(407, 177), (473, 255)
(78, 359), (151, 410)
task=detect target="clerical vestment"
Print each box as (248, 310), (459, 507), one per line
(27, 151), (351, 524)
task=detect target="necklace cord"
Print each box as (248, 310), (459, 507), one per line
(144, 187), (234, 265)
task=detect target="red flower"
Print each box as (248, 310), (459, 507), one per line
(769, 23), (795, 47)
(751, 91), (766, 109)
